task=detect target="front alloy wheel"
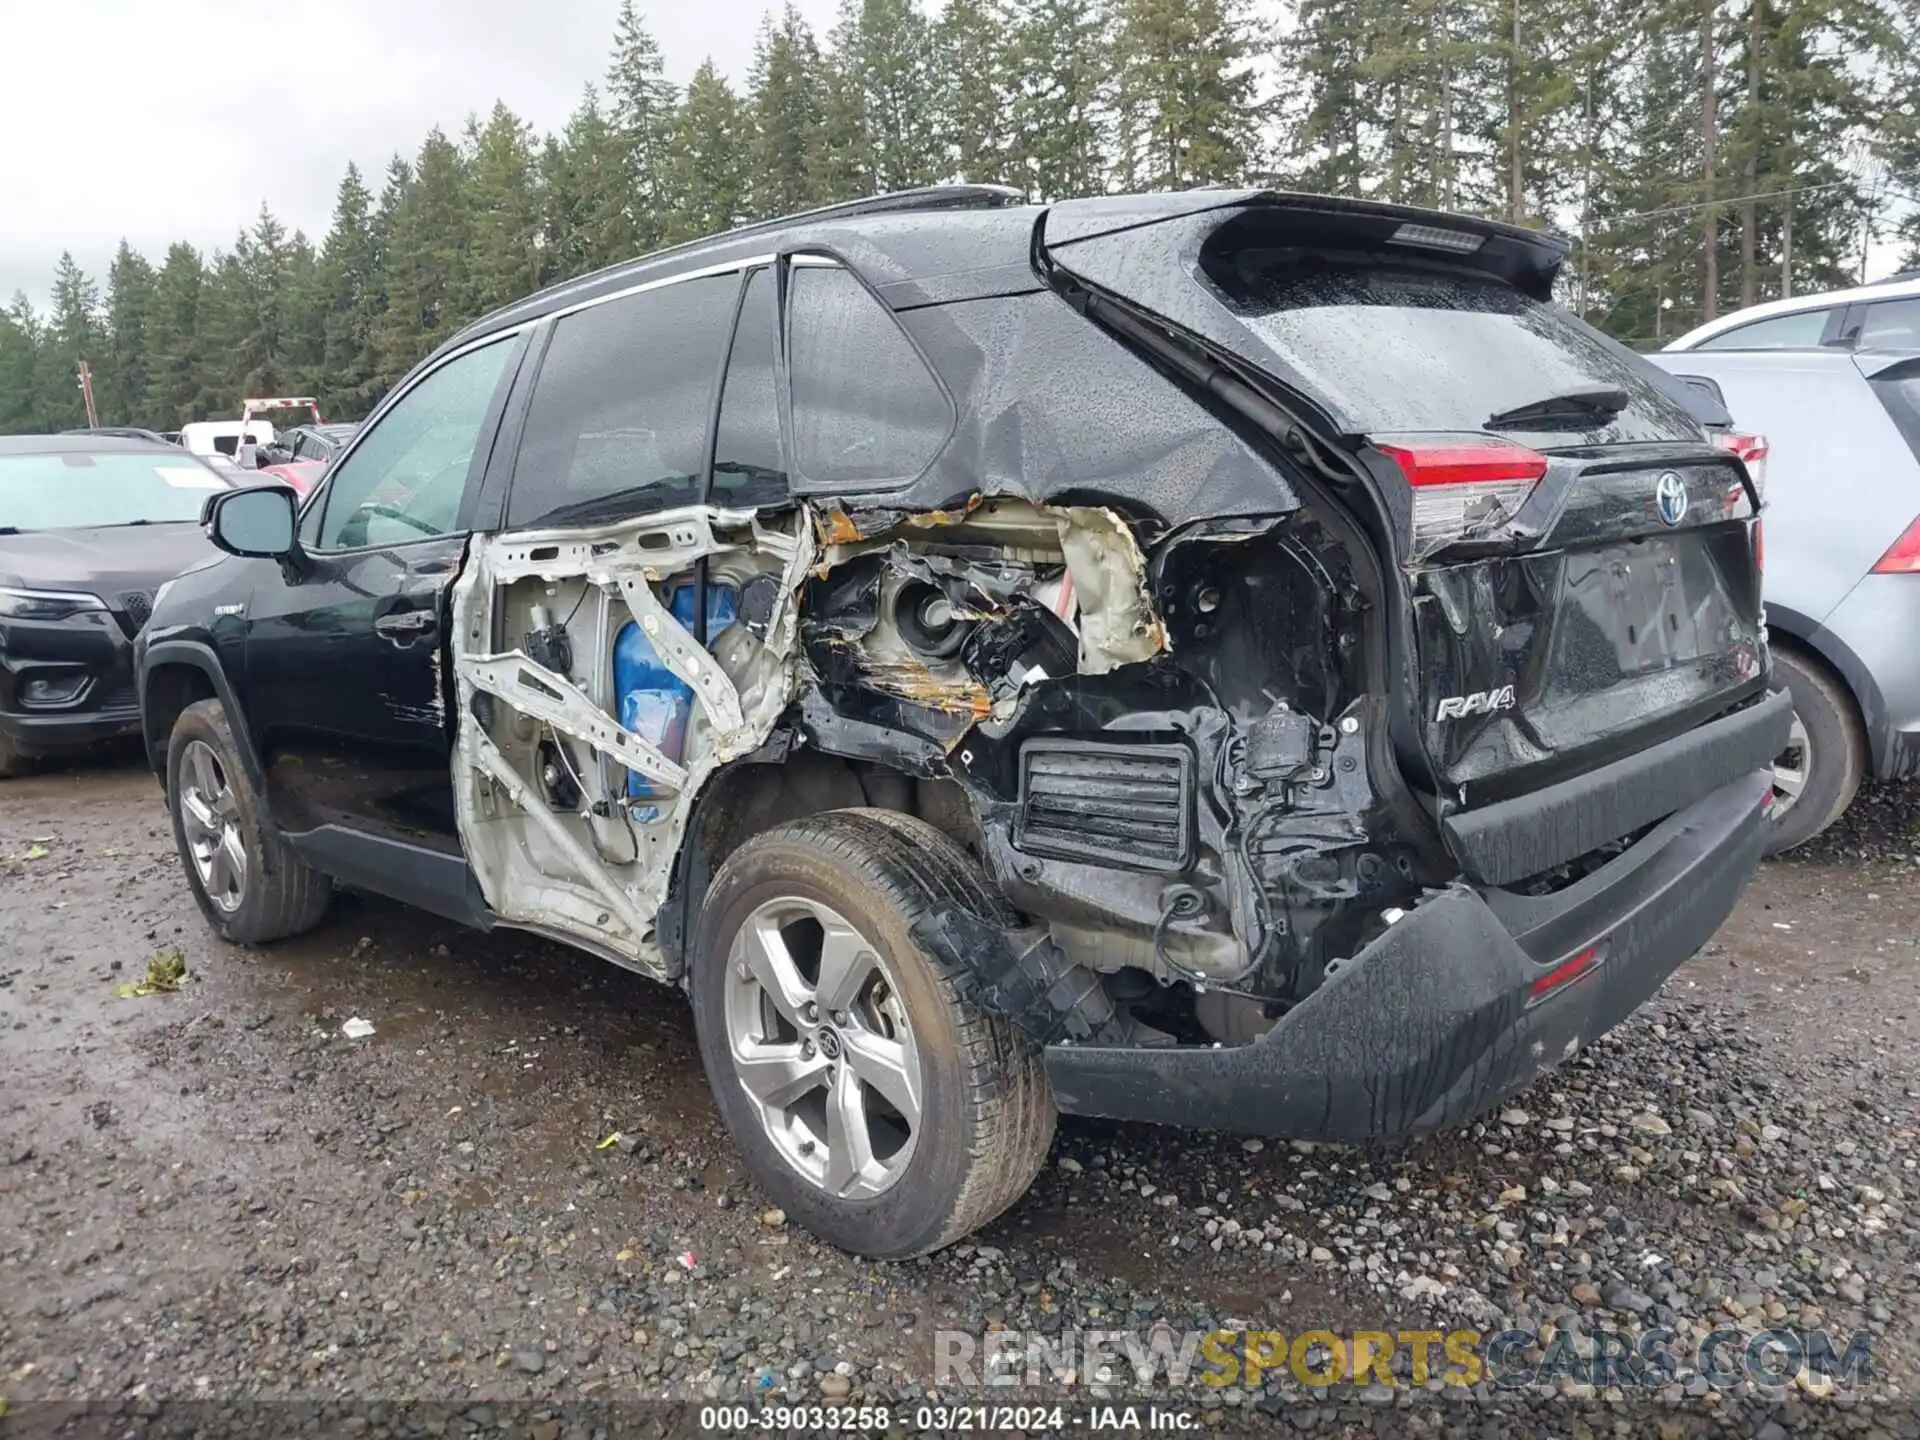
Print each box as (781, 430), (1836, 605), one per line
(178, 737), (247, 912)
(165, 698), (332, 943)
(724, 896), (923, 1199)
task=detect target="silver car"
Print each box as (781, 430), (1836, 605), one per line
(1649, 347), (1920, 851)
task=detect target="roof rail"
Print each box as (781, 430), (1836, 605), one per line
(491, 185), (1028, 321)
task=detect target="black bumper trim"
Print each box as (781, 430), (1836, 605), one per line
(1442, 688), (1789, 885)
(1044, 767), (1771, 1144)
(0, 707), (143, 753)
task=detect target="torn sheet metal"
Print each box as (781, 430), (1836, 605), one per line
(1052, 507), (1165, 672)
(448, 505), (814, 980)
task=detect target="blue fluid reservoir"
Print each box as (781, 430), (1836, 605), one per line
(613, 584), (737, 815)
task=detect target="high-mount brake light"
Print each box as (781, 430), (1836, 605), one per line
(1387, 222), (1485, 255)
(1377, 440), (1548, 560)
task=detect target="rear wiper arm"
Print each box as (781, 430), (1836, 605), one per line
(1485, 387), (1630, 430)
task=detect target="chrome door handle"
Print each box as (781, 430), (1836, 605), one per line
(374, 610), (435, 643)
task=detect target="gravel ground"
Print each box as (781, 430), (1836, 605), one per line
(3, 760), (1920, 1436)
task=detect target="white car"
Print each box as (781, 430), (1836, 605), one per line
(1666, 272), (1920, 353)
(178, 419), (275, 461)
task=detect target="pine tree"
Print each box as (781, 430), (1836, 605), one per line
(278, 229), (325, 403)
(373, 130), (472, 388)
(313, 164), (382, 419)
(219, 205), (298, 398)
(662, 62), (749, 244)
(541, 86), (633, 281)
(1285, 0), (1376, 196)
(830, 0), (944, 194)
(746, 6), (831, 218)
(35, 253), (102, 430)
(468, 102), (543, 313)
(102, 242), (156, 426)
(142, 244), (207, 427)
(1586, 6), (1709, 344)
(607, 1), (679, 250)
(1362, 0), (1504, 211)
(1485, 0), (1585, 227)
(935, 0), (1017, 188)
(1113, 0), (1262, 190)
(0, 296), (44, 433)
(1006, 0), (1112, 200)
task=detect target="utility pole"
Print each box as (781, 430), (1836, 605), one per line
(76, 360), (99, 430)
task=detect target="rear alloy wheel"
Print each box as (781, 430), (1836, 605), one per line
(1764, 648), (1865, 856)
(692, 809), (1055, 1258)
(724, 896), (923, 1200)
(1769, 712), (1812, 821)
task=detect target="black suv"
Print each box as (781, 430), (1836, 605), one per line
(139, 186), (1784, 1258)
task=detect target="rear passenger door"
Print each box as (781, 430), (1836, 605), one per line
(503, 273), (742, 529)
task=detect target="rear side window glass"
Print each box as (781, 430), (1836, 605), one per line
(712, 268), (788, 507)
(508, 273), (738, 527)
(1858, 298), (1920, 349)
(1694, 308), (1834, 351)
(1227, 262), (1700, 446)
(788, 264), (950, 487)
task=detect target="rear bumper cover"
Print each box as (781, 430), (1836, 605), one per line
(1044, 766), (1772, 1143)
(1442, 688), (1790, 885)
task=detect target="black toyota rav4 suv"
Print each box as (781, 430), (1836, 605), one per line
(139, 186), (1783, 1258)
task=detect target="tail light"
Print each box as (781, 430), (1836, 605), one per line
(1712, 431), (1769, 499)
(1872, 515), (1920, 574)
(1377, 439), (1548, 560)
(1709, 432), (1768, 572)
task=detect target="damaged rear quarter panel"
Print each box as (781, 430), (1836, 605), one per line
(812, 289), (1303, 529)
(444, 489), (1183, 989)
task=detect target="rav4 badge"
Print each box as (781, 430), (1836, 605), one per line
(1435, 685), (1517, 721)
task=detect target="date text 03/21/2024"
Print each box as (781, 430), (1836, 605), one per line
(696, 1404), (1198, 1431)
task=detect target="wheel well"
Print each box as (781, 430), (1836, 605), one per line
(141, 663), (217, 781)
(659, 749), (980, 966)
(1767, 627), (1868, 737)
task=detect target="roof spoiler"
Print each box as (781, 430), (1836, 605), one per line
(1043, 189), (1570, 300)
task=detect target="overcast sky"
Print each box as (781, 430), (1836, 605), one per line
(0, 0), (842, 310)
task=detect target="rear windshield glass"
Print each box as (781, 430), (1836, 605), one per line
(1229, 263), (1701, 447)
(0, 451), (226, 531)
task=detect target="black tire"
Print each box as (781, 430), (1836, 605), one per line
(166, 698), (332, 942)
(0, 729), (23, 779)
(1765, 647), (1866, 856)
(690, 808), (1056, 1258)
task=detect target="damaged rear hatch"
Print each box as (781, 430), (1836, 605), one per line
(1041, 193), (1771, 883)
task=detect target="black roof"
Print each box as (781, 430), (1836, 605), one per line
(435, 184), (1041, 361)
(421, 180), (1571, 380)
